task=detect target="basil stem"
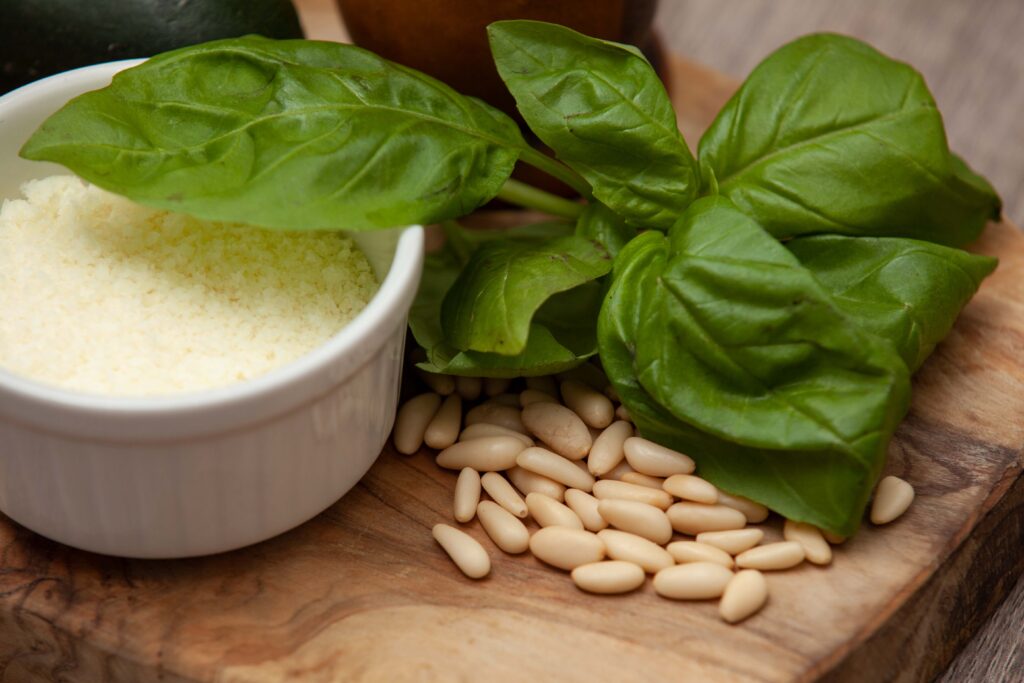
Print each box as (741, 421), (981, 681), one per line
(519, 146), (593, 198)
(496, 178), (583, 219)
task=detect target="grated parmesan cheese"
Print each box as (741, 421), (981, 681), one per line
(0, 175), (378, 396)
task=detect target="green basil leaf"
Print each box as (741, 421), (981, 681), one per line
(575, 203), (636, 258)
(408, 220), (574, 351)
(928, 153), (1003, 230)
(600, 197), (912, 535)
(597, 231), (698, 439)
(421, 282), (603, 378)
(440, 233), (611, 355)
(20, 36), (526, 230)
(410, 222), (599, 377)
(788, 235), (996, 371)
(698, 33), (1001, 246)
(488, 20), (699, 229)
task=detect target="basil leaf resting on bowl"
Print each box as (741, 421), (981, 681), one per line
(20, 22), (1002, 536)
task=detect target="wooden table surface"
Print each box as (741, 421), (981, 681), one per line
(293, 1), (1024, 680)
(653, 4), (1024, 681)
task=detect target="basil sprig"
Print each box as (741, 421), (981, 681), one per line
(22, 24), (1002, 534)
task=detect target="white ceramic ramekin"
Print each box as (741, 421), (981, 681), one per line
(0, 61), (424, 558)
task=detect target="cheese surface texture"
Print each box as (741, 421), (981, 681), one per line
(0, 176), (378, 396)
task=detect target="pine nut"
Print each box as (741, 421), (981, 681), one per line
(456, 376), (482, 400)
(477, 501), (530, 554)
(393, 393), (442, 455)
(453, 468), (481, 523)
(821, 529), (847, 545)
(483, 377), (511, 397)
(597, 499), (673, 544)
(719, 570), (768, 623)
(623, 437), (695, 477)
(526, 492), (583, 529)
(716, 491), (769, 523)
(465, 403), (526, 434)
(520, 389), (558, 407)
(507, 467), (566, 502)
(416, 369), (454, 396)
(666, 541), (734, 568)
(600, 461), (636, 481)
(480, 472), (528, 518)
(424, 393), (462, 450)
(560, 379), (615, 429)
(615, 404), (632, 422)
(667, 502), (747, 535)
(597, 529), (674, 573)
(435, 436), (526, 471)
(663, 474), (718, 504)
(565, 489), (608, 532)
(432, 524), (490, 579)
(695, 529), (764, 555)
(871, 475), (915, 525)
(459, 423), (534, 447)
(653, 562), (734, 600)
(525, 375), (558, 397)
(593, 479), (673, 510)
(588, 420), (633, 476)
(735, 542), (805, 571)
(521, 402), (593, 460)
(783, 520), (832, 565)
(529, 527), (605, 570)
(571, 561), (645, 595)
(517, 447), (596, 491)
(621, 472), (665, 490)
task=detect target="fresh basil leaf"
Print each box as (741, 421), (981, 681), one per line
(21, 36), (526, 230)
(924, 153), (1003, 234)
(421, 282), (603, 378)
(788, 235), (996, 371)
(408, 220), (574, 351)
(575, 203), (636, 258)
(599, 197), (912, 535)
(410, 222), (599, 377)
(440, 234), (611, 355)
(488, 20), (699, 230)
(597, 231), (699, 440)
(698, 33), (1001, 246)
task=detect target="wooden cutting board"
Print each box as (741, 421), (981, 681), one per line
(1, 28), (1022, 683)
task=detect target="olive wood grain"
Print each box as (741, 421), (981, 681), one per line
(0, 12), (1021, 683)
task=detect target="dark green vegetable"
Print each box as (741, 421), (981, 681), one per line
(21, 36), (527, 231)
(410, 222), (601, 377)
(574, 203), (636, 259)
(596, 230), (701, 448)
(488, 20), (700, 230)
(440, 234), (611, 355)
(599, 197), (912, 535)
(788, 235), (996, 371)
(698, 33), (1001, 246)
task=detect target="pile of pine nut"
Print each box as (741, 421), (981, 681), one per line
(394, 367), (916, 624)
